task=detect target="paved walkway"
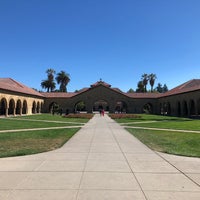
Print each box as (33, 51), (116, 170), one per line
(0, 114), (200, 200)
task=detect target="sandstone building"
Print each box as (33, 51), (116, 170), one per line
(0, 78), (200, 117)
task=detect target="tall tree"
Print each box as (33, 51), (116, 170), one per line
(162, 84), (168, 93)
(136, 81), (145, 92)
(156, 83), (163, 93)
(148, 73), (157, 92)
(41, 68), (56, 92)
(127, 88), (134, 93)
(56, 70), (70, 92)
(141, 73), (149, 92)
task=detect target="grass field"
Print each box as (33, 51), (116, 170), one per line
(111, 114), (200, 157)
(0, 114), (90, 158)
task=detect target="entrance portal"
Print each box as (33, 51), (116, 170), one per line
(93, 100), (109, 112)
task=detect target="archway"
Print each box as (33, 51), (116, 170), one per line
(93, 100), (109, 112)
(143, 103), (153, 114)
(22, 100), (28, 114)
(36, 102), (40, 113)
(189, 99), (195, 116)
(182, 101), (188, 116)
(16, 99), (22, 115)
(49, 102), (60, 114)
(74, 101), (86, 113)
(163, 102), (171, 115)
(8, 99), (15, 115)
(115, 101), (127, 113)
(32, 101), (36, 114)
(177, 101), (181, 116)
(0, 98), (7, 116)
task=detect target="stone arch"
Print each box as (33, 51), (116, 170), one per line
(177, 101), (181, 116)
(32, 101), (36, 114)
(0, 98), (8, 116)
(8, 98), (15, 115)
(22, 100), (28, 114)
(36, 102), (40, 113)
(74, 101), (86, 113)
(16, 99), (22, 115)
(189, 99), (195, 116)
(93, 99), (109, 112)
(198, 99), (200, 115)
(49, 102), (60, 114)
(182, 101), (188, 116)
(143, 103), (153, 114)
(115, 101), (127, 113)
(163, 102), (171, 115)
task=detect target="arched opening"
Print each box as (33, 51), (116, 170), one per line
(182, 101), (188, 116)
(115, 101), (127, 113)
(36, 102), (40, 113)
(198, 99), (200, 115)
(8, 99), (15, 115)
(189, 99), (195, 116)
(163, 102), (171, 115)
(143, 103), (153, 114)
(0, 98), (7, 116)
(22, 100), (28, 114)
(177, 101), (181, 116)
(16, 99), (22, 115)
(160, 103), (163, 115)
(93, 100), (109, 112)
(32, 101), (36, 114)
(49, 102), (60, 114)
(74, 101), (86, 113)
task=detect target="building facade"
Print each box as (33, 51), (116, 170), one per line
(0, 78), (200, 117)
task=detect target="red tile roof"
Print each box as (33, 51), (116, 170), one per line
(0, 78), (43, 97)
(41, 92), (76, 98)
(126, 92), (160, 98)
(91, 81), (111, 88)
(160, 79), (200, 97)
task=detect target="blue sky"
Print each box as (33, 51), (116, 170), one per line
(0, 0), (200, 92)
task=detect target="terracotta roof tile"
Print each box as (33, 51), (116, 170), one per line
(41, 92), (76, 98)
(126, 92), (160, 98)
(0, 78), (43, 97)
(160, 79), (200, 97)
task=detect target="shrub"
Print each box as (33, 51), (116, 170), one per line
(109, 114), (141, 119)
(63, 113), (94, 119)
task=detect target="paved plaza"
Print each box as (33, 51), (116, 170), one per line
(0, 114), (200, 199)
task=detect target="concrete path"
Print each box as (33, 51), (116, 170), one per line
(0, 114), (200, 199)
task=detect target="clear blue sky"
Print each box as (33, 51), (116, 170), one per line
(0, 0), (200, 92)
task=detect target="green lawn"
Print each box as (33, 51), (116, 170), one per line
(127, 128), (200, 157)
(0, 128), (79, 157)
(0, 114), (90, 158)
(111, 114), (200, 157)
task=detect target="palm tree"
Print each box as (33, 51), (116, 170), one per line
(56, 70), (70, 92)
(148, 73), (157, 92)
(41, 68), (56, 92)
(141, 73), (149, 92)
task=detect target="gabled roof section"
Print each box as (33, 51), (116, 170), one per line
(160, 79), (200, 97)
(91, 80), (111, 88)
(0, 78), (43, 97)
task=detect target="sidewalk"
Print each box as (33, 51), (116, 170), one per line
(0, 114), (199, 200)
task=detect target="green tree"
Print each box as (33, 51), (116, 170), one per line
(136, 81), (145, 92)
(162, 84), (168, 93)
(127, 88), (134, 93)
(41, 68), (56, 92)
(148, 73), (157, 92)
(56, 70), (70, 92)
(141, 73), (149, 92)
(156, 83), (163, 93)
